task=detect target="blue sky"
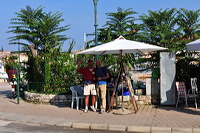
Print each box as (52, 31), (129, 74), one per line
(1, 0), (200, 52)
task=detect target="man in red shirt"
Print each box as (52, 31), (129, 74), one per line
(77, 59), (96, 113)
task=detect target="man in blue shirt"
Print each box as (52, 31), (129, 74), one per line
(95, 60), (109, 114)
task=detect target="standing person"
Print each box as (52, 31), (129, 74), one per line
(96, 60), (109, 114)
(77, 59), (96, 113)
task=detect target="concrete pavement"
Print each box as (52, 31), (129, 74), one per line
(0, 82), (200, 133)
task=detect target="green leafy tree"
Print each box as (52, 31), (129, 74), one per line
(133, 9), (178, 70)
(139, 8), (180, 50)
(96, 8), (140, 73)
(177, 8), (200, 40)
(175, 9), (200, 82)
(139, 8), (200, 84)
(7, 5), (72, 93)
(8, 5), (69, 57)
(67, 39), (75, 53)
(2, 55), (18, 70)
(99, 7), (139, 42)
(45, 46), (78, 94)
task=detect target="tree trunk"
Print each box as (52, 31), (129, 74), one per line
(28, 44), (38, 57)
(28, 44), (44, 77)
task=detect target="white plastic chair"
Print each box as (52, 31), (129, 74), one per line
(70, 86), (85, 110)
(176, 82), (197, 109)
(190, 78), (198, 94)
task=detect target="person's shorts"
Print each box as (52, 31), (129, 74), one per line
(84, 84), (96, 95)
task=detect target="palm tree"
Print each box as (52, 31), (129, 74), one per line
(176, 9), (200, 82)
(96, 8), (140, 72)
(131, 9), (180, 70)
(139, 8), (180, 50)
(8, 5), (69, 57)
(99, 7), (139, 42)
(177, 8), (200, 40)
(7, 5), (70, 85)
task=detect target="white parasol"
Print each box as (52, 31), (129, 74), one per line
(186, 39), (200, 51)
(77, 36), (167, 114)
(77, 36), (167, 55)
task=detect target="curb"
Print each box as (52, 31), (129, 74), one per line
(109, 124), (127, 131)
(1, 112), (200, 133)
(127, 126), (151, 132)
(1, 115), (200, 133)
(151, 127), (171, 133)
(90, 123), (108, 130)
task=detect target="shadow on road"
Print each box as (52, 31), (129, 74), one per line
(0, 90), (13, 99)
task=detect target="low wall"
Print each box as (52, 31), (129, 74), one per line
(24, 91), (159, 105)
(117, 95), (159, 105)
(136, 95), (159, 105)
(24, 91), (71, 105)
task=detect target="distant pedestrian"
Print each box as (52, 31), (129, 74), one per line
(95, 60), (109, 114)
(77, 59), (97, 113)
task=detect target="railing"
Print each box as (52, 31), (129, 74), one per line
(27, 82), (75, 94)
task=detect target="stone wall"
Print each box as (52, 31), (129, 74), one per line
(24, 91), (71, 105)
(117, 95), (159, 105)
(136, 95), (159, 105)
(24, 91), (159, 106)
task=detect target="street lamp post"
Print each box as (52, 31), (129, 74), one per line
(93, 0), (98, 59)
(93, 0), (98, 109)
(17, 39), (20, 104)
(16, 27), (20, 104)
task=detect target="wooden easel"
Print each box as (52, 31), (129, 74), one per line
(108, 51), (138, 113)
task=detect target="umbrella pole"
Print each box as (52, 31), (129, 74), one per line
(107, 62), (122, 112)
(113, 51), (132, 115)
(120, 51), (125, 110)
(107, 51), (123, 112)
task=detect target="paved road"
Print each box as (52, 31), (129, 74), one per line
(0, 119), (126, 133)
(0, 82), (200, 133)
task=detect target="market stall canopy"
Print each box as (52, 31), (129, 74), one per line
(77, 36), (167, 55)
(186, 39), (200, 51)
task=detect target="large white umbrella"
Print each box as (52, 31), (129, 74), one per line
(186, 39), (200, 51)
(77, 36), (167, 55)
(77, 36), (167, 114)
